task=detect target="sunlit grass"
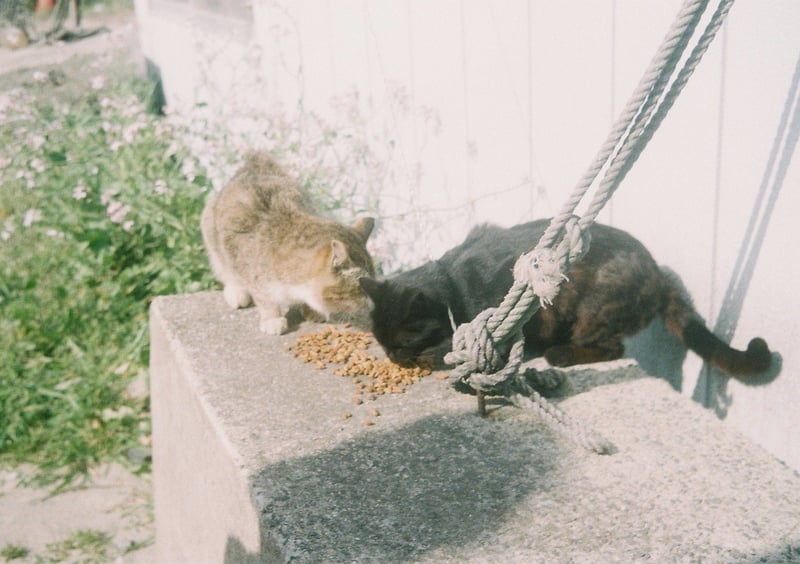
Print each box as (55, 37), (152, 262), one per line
(0, 62), (216, 488)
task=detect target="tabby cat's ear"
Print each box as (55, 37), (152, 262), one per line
(330, 240), (349, 268)
(352, 217), (375, 241)
(358, 277), (381, 298)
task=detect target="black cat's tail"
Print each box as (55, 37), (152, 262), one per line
(661, 278), (772, 378)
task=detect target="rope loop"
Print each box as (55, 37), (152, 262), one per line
(447, 333), (526, 393)
(560, 215), (592, 263)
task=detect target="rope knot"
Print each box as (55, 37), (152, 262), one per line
(444, 308), (505, 375)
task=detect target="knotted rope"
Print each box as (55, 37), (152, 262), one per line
(445, 0), (736, 454)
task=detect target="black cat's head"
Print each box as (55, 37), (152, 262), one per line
(359, 277), (453, 365)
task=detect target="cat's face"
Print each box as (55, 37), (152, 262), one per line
(312, 217), (376, 315)
(359, 278), (452, 365)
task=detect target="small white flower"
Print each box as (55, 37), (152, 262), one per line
(23, 208), (42, 228)
(90, 75), (107, 90)
(122, 123), (141, 143)
(122, 220), (133, 232)
(107, 200), (130, 224)
(30, 158), (45, 173)
(0, 94), (11, 114)
(32, 70), (48, 83)
(1, 221), (14, 241)
(45, 229), (63, 238)
(154, 179), (171, 196)
(28, 134), (45, 150)
(181, 159), (196, 182)
(72, 181), (89, 200)
(100, 190), (115, 205)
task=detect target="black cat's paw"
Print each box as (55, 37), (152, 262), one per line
(543, 345), (575, 367)
(518, 357), (567, 393)
(524, 367), (565, 390)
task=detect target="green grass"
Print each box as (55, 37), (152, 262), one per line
(0, 64), (216, 487)
(0, 543), (30, 561)
(40, 529), (112, 563)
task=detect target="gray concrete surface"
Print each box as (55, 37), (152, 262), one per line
(0, 464), (152, 560)
(151, 291), (800, 563)
(0, 9), (138, 76)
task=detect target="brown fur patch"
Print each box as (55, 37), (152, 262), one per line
(201, 152), (375, 334)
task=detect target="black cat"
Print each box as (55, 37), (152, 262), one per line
(359, 219), (771, 377)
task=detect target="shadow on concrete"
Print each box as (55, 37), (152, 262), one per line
(624, 317), (687, 391)
(227, 413), (565, 562)
(621, 266), (692, 392)
(695, 352), (784, 419)
(693, 50), (800, 413)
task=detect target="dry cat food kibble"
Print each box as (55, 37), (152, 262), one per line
(288, 326), (433, 408)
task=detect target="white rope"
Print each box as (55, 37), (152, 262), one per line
(445, 0), (736, 454)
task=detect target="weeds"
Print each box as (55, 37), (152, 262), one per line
(0, 543), (30, 561)
(41, 529), (112, 563)
(0, 61), (216, 487)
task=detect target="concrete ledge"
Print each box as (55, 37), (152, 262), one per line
(150, 292), (800, 563)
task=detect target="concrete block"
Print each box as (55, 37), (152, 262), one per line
(150, 292), (800, 563)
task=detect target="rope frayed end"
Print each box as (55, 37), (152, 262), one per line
(513, 248), (569, 307)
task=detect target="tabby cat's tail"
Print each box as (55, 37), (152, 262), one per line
(662, 279), (772, 378)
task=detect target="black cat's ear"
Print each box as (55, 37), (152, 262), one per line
(359, 277), (381, 299)
(352, 217), (375, 241)
(330, 239), (348, 268)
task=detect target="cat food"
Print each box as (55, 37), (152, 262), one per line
(288, 326), (432, 409)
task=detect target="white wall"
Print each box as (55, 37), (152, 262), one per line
(136, 0), (800, 471)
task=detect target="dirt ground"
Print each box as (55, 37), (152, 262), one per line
(0, 7), (156, 563)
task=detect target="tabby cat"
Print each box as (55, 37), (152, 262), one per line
(201, 152), (375, 335)
(359, 220), (771, 377)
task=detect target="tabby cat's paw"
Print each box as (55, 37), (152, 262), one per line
(260, 316), (288, 335)
(223, 285), (252, 309)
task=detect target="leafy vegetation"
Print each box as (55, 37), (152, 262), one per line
(0, 61), (217, 487)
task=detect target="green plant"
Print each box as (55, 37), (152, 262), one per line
(0, 65), (216, 487)
(41, 529), (112, 563)
(0, 543), (30, 561)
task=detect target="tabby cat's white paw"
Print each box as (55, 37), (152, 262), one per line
(223, 285), (252, 309)
(260, 316), (288, 335)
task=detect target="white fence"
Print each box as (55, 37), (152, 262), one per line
(135, 0), (800, 471)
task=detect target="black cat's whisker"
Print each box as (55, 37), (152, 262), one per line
(447, 307), (458, 332)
